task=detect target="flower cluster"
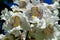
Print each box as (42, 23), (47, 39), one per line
(0, 0), (60, 40)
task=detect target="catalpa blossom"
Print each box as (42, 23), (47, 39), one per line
(0, 0), (60, 40)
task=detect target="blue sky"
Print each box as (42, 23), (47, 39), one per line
(4, 0), (52, 7)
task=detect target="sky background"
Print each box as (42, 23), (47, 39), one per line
(4, 0), (52, 7)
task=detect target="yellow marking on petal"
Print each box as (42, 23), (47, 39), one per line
(11, 16), (21, 27)
(20, 0), (24, 1)
(43, 24), (54, 38)
(3, 37), (9, 40)
(47, 6), (52, 9)
(13, 10), (19, 13)
(31, 6), (40, 17)
(19, 1), (26, 8)
(32, 16), (35, 19)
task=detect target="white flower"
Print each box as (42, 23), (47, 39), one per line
(0, 34), (5, 40)
(1, 0), (60, 40)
